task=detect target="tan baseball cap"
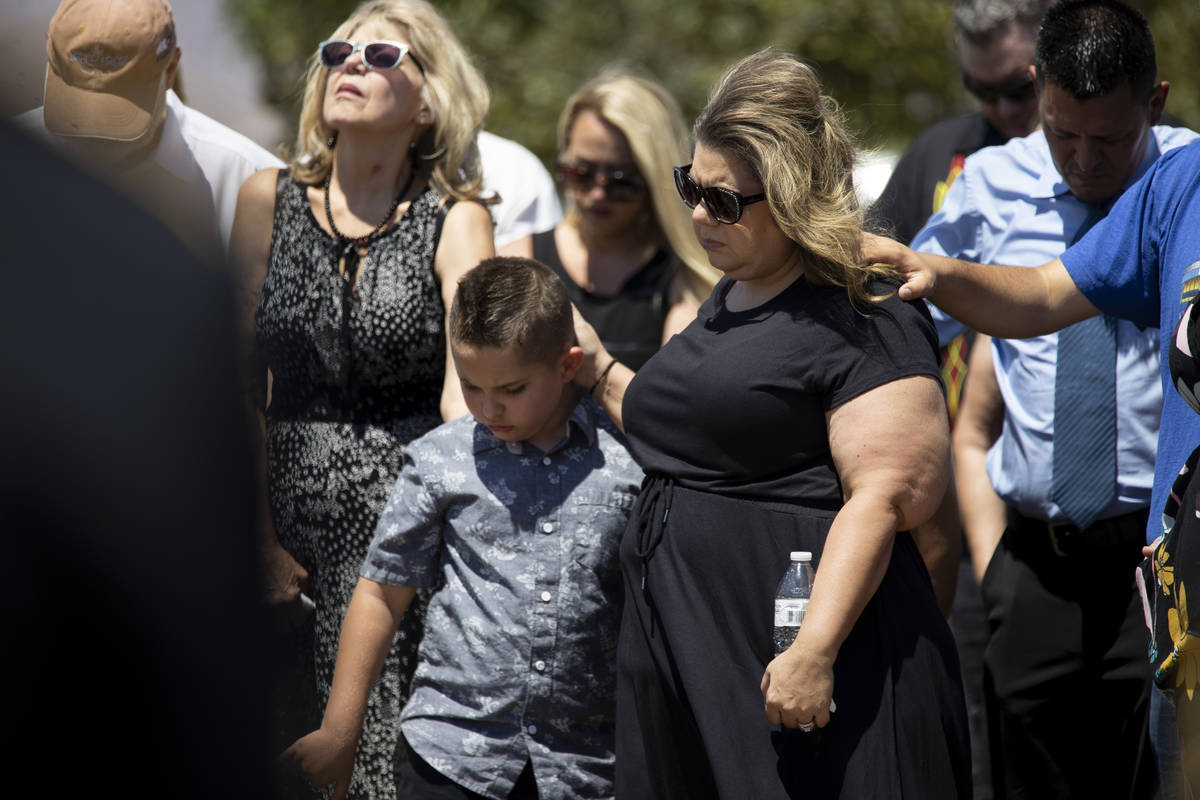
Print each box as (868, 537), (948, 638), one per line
(43, 0), (178, 141)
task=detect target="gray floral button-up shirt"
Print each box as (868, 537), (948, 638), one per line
(362, 394), (642, 800)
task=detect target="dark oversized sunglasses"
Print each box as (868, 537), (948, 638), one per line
(961, 71), (1035, 104)
(673, 164), (765, 225)
(318, 39), (422, 72)
(555, 160), (646, 201)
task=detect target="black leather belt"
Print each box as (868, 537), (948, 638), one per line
(1009, 507), (1148, 557)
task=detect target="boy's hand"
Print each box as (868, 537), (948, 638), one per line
(280, 727), (356, 800)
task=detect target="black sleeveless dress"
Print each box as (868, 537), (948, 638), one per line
(533, 229), (676, 371)
(256, 172), (446, 800)
(616, 275), (971, 799)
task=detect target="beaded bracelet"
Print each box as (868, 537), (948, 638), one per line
(589, 358), (617, 394)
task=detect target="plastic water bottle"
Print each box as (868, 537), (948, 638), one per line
(774, 551), (814, 655)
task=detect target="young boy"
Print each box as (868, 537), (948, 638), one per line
(283, 257), (643, 800)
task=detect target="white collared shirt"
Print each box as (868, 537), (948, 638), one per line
(477, 130), (561, 249)
(163, 91), (283, 248)
(16, 90), (282, 251)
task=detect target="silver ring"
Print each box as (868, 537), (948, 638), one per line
(798, 721), (815, 732)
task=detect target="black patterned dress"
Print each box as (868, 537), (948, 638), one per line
(256, 171), (447, 800)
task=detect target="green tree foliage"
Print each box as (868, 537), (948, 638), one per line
(226, 0), (1199, 162)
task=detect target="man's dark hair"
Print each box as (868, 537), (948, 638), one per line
(449, 257), (572, 364)
(1035, 0), (1157, 100)
(954, 0), (1053, 46)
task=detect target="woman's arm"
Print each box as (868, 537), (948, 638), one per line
(908, 478), (962, 617)
(229, 168), (309, 607)
(434, 200), (495, 422)
(571, 306), (635, 432)
(951, 337), (1008, 583)
(281, 578), (416, 800)
(761, 373), (949, 729)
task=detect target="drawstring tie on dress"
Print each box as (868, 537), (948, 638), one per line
(634, 474), (674, 596)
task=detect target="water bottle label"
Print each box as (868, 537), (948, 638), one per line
(774, 598), (808, 627)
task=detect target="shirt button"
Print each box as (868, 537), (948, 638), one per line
(535, 660), (546, 672)
(542, 456), (551, 466)
(541, 522), (553, 534)
(540, 590), (552, 602)
(527, 724), (538, 735)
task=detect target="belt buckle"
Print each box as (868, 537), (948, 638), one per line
(1047, 520), (1079, 557)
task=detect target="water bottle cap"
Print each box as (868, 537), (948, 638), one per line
(790, 551), (812, 561)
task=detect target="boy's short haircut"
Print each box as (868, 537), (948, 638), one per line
(449, 257), (574, 364)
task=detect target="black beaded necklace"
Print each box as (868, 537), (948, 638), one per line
(323, 164), (417, 292)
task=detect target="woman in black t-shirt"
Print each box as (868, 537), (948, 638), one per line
(575, 50), (970, 799)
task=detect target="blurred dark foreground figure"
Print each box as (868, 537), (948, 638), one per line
(0, 121), (274, 799)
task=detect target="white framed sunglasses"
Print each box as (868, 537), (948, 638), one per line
(317, 39), (422, 73)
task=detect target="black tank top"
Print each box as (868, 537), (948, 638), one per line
(533, 229), (677, 371)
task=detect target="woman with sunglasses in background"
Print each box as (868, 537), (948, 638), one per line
(574, 50), (970, 798)
(230, 1), (493, 797)
(535, 73), (717, 371)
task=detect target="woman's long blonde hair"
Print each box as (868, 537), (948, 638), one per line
(693, 49), (893, 305)
(288, 0), (488, 200)
(557, 73), (719, 297)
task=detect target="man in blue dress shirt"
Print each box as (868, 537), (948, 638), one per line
(907, 1), (1196, 796)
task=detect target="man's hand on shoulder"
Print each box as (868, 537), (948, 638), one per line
(860, 232), (939, 301)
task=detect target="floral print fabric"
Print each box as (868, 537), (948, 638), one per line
(1152, 294), (1200, 699)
